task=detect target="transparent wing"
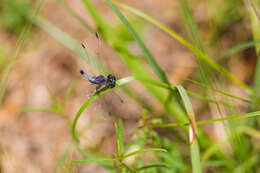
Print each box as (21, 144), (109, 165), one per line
(93, 89), (125, 120)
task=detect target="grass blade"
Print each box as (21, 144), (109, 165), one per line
(82, 0), (187, 124)
(187, 79), (251, 103)
(20, 107), (54, 113)
(0, 0), (45, 105)
(176, 85), (202, 173)
(219, 40), (260, 59)
(248, 0), (260, 116)
(155, 111), (260, 128)
(56, 0), (95, 32)
(112, 0), (250, 91)
(76, 143), (114, 169)
(71, 157), (115, 164)
(124, 148), (167, 159)
(54, 141), (73, 173)
(115, 119), (124, 157)
(138, 164), (169, 171)
(62, 78), (80, 107)
(71, 76), (131, 141)
(179, 0), (213, 87)
(33, 16), (106, 74)
(105, 0), (169, 85)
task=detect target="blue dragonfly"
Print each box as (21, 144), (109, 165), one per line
(79, 34), (124, 118)
(80, 69), (124, 117)
(80, 69), (116, 93)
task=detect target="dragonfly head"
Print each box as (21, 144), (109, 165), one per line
(107, 74), (116, 88)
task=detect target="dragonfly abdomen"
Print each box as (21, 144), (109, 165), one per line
(80, 70), (107, 85)
(80, 70), (96, 83)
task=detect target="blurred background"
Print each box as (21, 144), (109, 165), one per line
(0, 0), (260, 172)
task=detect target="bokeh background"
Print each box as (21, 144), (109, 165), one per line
(0, 0), (260, 172)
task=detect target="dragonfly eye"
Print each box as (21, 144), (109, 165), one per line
(107, 74), (116, 85)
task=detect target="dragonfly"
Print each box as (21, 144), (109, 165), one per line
(80, 69), (116, 93)
(79, 33), (124, 118)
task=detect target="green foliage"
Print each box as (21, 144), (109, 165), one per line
(0, 0), (32, 34)
(72, 120), (167, 172)
(14, 0), (260, 172)
(0, 0), (43, 106)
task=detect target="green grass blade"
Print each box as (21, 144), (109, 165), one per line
(124, 76), (232, 106)
(239, 126), (260, 139)
(113, 0), (250, 91)
(115, 119), (124, 157)
(176, 85), (202, 173)
(105, 0), (169, 84)
(116, 76), (135, 85)
(155, 111), (260, 128)
(135, 76), (232, 106)
(0, 0), (45, 106)
(72, 92), (108, 141)
(138, 164), (169, 171)
(219, 40), (260, 59)
(81, 0), (112, 33)
(82, 0), (187, 123)
(187, 79), (251, 103)
(54, 141), (73, 173)
(179, 0), (204, 52)
(187, 91), (230, 106)
(179, 0), (213, 87)
(56, 0), (95, 32)
(124, 148), (167, 159)
(71, 77), (131, 141)
(197, 111), (260, 125)
(71, 157), (115, 164)
(20, 107), (54, 113)
(250, 50), (260, 111)
(75, 143), (115, 169)
(33, 16), (106, 74)
(62, 78), (80, 107)
(248, 0), (260, 115)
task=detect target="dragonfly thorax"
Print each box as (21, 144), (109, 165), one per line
(107, 74), (116, 88)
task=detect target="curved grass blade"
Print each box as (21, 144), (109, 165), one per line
(72, 76), (132, 141)
(105, 0), (169, 85)
(72, 89), (110, 141)
(176, 85), (202, 173)
(124, 148), (167, 159)
(112, 0), (250, 92)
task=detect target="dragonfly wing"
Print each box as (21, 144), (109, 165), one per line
(93, 75), (107, 85)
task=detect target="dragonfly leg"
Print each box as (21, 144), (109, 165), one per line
(95, 84), (102, 93)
